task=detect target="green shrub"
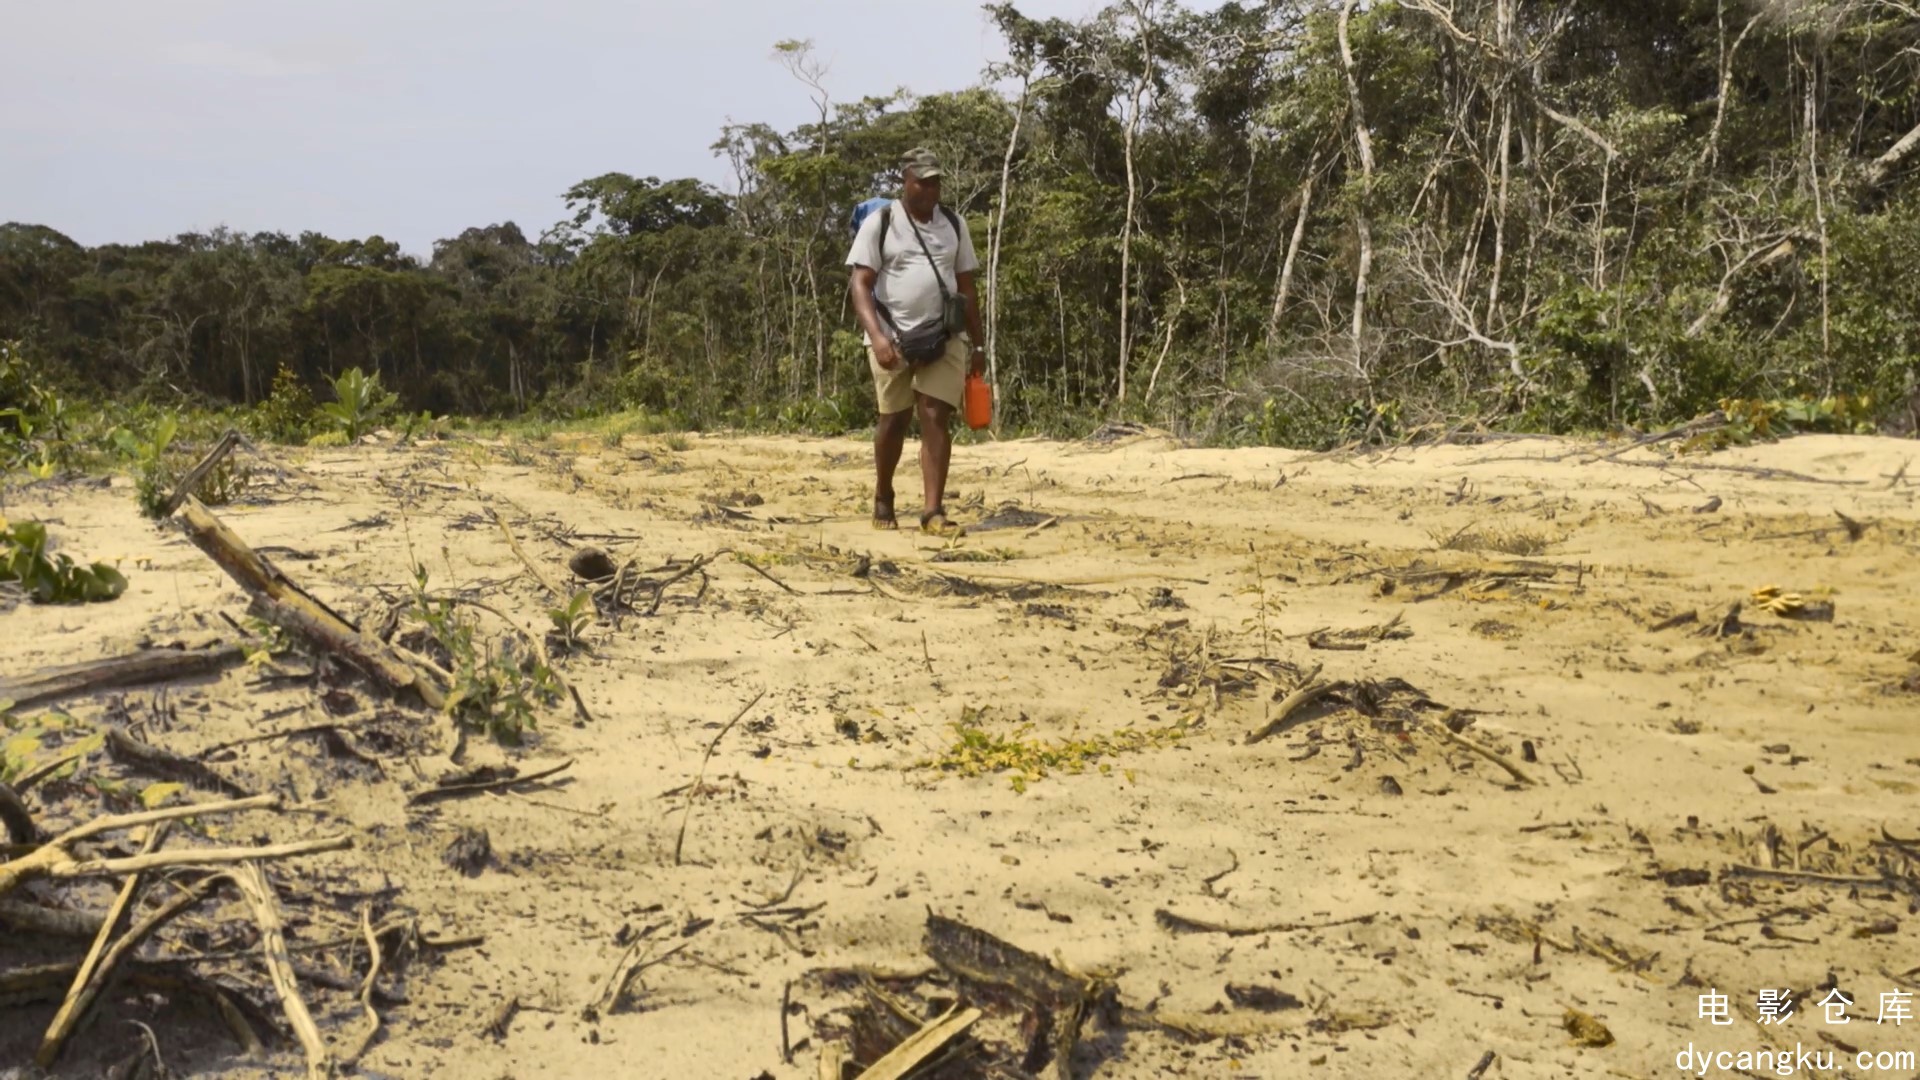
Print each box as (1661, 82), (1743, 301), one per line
(318, 367), (399, 442)
(1, 516), (128, 605)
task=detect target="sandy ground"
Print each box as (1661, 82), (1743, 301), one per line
(2, 423), (1918, 1080)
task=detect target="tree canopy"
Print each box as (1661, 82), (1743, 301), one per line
(5, 0), (1918, 444)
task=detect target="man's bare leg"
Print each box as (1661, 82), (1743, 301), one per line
(874, 408), (911, 528)
(915, 391), (955, 525)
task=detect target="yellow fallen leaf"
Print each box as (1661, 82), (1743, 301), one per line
(138, 782), (185, 809)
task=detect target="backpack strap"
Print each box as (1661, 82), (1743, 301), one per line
(877, 203), (960, 269)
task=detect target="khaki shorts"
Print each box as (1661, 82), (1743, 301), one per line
(869, 333), (968, 414)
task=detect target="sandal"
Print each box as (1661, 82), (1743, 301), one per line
(919, 509), (965, 538)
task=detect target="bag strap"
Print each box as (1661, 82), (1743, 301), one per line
(876, 203), (963, 271)
(902, 205), (952, 308)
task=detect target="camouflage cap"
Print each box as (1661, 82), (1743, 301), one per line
(899, 147), (944, 179)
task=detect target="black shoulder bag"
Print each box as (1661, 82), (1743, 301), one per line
(877, 204), (970, 366)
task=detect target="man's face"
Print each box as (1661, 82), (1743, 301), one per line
(903, 167), (941, 212)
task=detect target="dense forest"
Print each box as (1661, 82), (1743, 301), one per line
(5, 0), (1919, 447)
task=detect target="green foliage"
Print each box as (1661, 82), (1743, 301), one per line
(916, 706), (1186, 793)
(3, 4), (1920, 443)
(1, 515), (128, 605)
(1683, 395), (1881, 453)
(116, 414), (179, 519)
(318, 367), (399, 442)
(407, 567), (559, 746)
(546, 589), (595, 655)
(0, 340), (74, 478)
(252, 365), (316, 444)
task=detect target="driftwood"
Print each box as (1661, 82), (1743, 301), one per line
(922, 912), (1098, 1080)
(232, 860), (334, 1079)
(160, 429), (243, 518)
(1245, 679), (1344, 745)
(0, 899), (104, 939)
(176, 496), (447, 711)
(106, 726), (251, 797)
(36, 838), (223, 1067)
(409, 758), (573, 807)
(0, 793), (350, 897)
(1429, 722), (1536, 786)
(0, 781), (32, 844)
(819, 1041), (845, 1080)
(488, 506), (575, 605)
(854, 1005), (983, 1080)
(0, 644), (247, 711)
(1154, 908), (1377, 936)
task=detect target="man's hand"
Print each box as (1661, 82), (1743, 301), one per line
(873, 337), (904, 371)
(968, 345), (986, 377)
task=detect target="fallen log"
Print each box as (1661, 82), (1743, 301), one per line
(0, 644), (247, 711)
(106, 727), (251, 797)
(176, 496), (446, 711)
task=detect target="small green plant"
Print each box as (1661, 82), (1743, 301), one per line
(240, 616), (293, 667)
(116, 416), (180, 519)
(917, 707), (1186, 793)
(408, 566), (559, 745)
(253, 365), (316, 444)
(547, 589), (595, 655)
(318, 367), (399, 442)
(400, 409), (451, 441)
(1237, 543), (1286, 655)
(1, 516), (128, 604)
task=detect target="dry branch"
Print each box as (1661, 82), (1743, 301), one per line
(409, 758), (573, 806)
(340, 903), (384, 1065)
(675, 690), (767, 865)
(1429, 723), (1535, 786)
(488, 505), (568, 601)
(36, 871), (218, 1067)
(230, 861), (334, 1078)
(853, 1004), (982, 1080)
(0, 644), (247, 711)
(0, 793), (349, 896)
(176, 497), (447, 711)
(1155, 908), (1377, 936)
(1245, 679), (1344, 745)
(161, 429), (243, 518)
(35, 821), (171, 1067)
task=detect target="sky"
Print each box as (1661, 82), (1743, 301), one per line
(0, 0), (1140, 258)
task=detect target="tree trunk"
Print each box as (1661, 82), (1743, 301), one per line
(987, 75), (1031, 396)
(1117, 0), (1157, 405)
(1267, 171), (1314, 352)
(1338, 0), (1375, 367)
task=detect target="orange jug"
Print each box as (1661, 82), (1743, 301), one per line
(964, 373), (992, 430)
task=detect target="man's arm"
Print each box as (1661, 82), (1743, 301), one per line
(850, 266), (900, 370)
(956, 270), (986, 376)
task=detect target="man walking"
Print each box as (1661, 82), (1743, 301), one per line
(846, 147), (985, 537)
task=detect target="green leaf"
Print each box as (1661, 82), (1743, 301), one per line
(138, 782), (185, 809)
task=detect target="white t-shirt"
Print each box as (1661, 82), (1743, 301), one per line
(845, 201), (979, 340)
